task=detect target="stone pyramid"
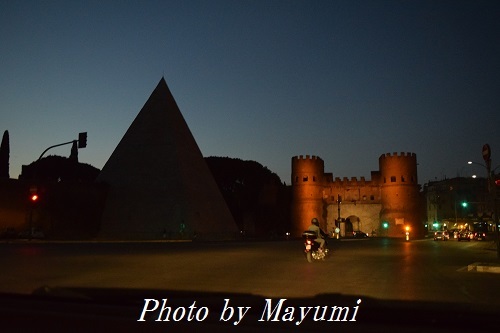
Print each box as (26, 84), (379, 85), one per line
(97, 78), (238, 240)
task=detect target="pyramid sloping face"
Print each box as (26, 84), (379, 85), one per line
(97, 78), (238, 240)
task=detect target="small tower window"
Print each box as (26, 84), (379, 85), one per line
(391, 176), (396, 182)
(303, 176), (308, 182)
(401, 176), (406, 182)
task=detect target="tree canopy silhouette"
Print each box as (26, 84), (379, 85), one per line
(20, 155), (100, 182)
(205, 156), (290, 237)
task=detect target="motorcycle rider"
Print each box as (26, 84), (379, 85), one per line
(308, 218), (327, 251)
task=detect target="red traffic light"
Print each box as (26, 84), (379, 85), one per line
(495, 179), (500, 186)
(29, 186), (39, 202)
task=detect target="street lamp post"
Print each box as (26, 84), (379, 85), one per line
(468, 149), (500, 258)
(336, 195), (342, 239)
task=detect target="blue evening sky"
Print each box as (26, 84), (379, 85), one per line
(1, 0), (499, 185)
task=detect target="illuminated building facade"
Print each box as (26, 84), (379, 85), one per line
(291, 152), (424, 238)
(424, 177), (493, 232)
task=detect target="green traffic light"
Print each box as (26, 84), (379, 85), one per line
(461, 201), (468, 208)
(382, 222), (389, 228)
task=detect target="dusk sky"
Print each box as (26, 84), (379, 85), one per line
(1, 0), (499, 185)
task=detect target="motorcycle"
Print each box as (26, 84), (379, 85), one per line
(302, 230), (329, 263)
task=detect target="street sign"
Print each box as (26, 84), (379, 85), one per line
(482, 144), (491, 161)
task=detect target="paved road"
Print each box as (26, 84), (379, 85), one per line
(1, 237), (499, 307)
(2, 237), (500, 332)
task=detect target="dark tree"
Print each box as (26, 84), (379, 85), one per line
(19, 155), (100, 182)
(0, 130), (9, 179)
(205, 156), (291, 238)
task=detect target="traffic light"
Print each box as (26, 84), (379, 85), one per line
(78, 132), (87, 148)
(382, 222), (389, 229)
(29, 186), (39, 204)
(461, 201), (468, 208)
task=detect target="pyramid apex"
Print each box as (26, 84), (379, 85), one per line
(97, 78), (238, 240)
(153, 76), (169, 92)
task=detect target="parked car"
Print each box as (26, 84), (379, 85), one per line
(457, 231), (472, 241)
(434, 231), (449, 241)
(352, 231), (368, 238)
(473, 231), (487, 241)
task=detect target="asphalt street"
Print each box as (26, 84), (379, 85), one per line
(1, 237), (500, 332)
(1, 237), (498, 306)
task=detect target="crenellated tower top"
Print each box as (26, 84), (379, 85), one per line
(291, 155), (325, 184)
(379, 151), (417, 160)
(379, 152), (418, 185)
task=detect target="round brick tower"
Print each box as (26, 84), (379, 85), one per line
(379, 152), (422, 237)
(291, 155), (325, 237)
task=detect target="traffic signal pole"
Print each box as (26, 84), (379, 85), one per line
(37, 140), (77, 161)
(37, 132), (87, 162)
(28, 132), (87, 240)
